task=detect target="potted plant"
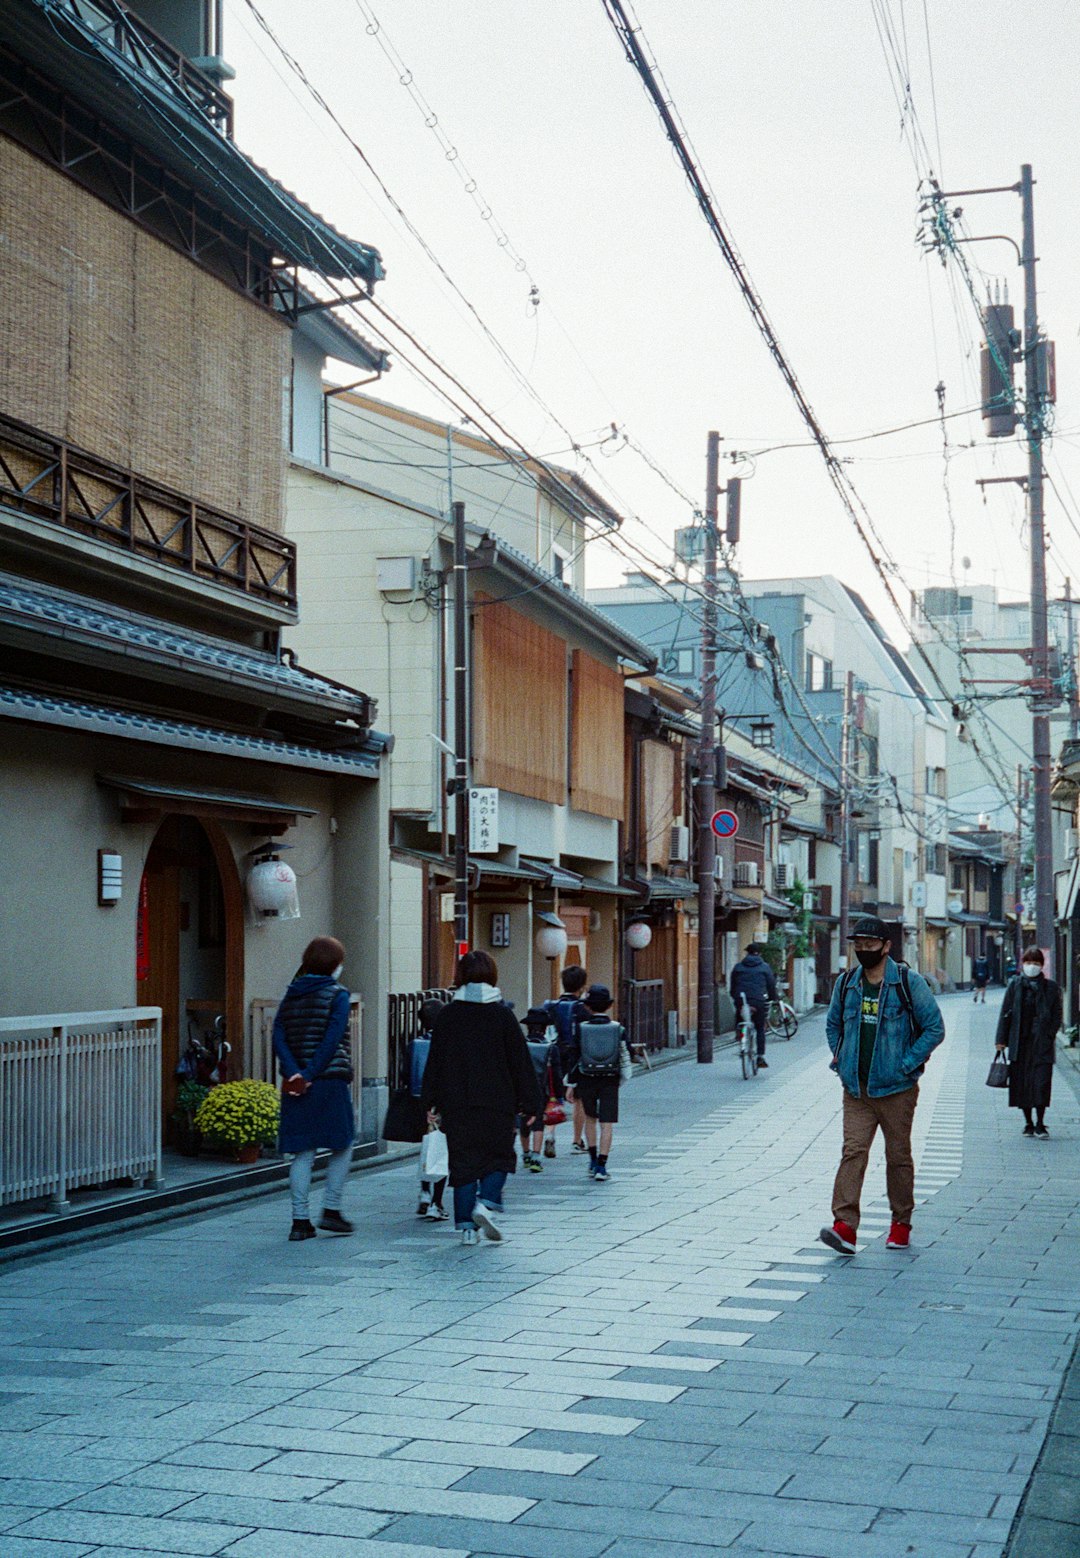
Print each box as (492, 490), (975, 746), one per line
(194, 1079), (279, 1163)
(171, 1080), (210, 1156)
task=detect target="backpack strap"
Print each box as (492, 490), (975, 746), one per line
(896, 964), (923, 1040)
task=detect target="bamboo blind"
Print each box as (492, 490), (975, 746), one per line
(472, 599), (567, 804)
(0, 139), (287, 529)
(641, 738), (676, 869)
(570, 649), (624, 819)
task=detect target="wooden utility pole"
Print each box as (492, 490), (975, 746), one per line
(452, 500), (470, 963)
(696, 432), (721, 1063)
(838, 670), (855, 958)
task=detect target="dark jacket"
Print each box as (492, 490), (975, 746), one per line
(730, 953), (777, 1009)
(272, 975), (352, 1081)
(973, 957), (990, 984)
(995, 974), (1062, 1065)
(421, 988), (542, 1186)
(826, 957), (945, 1099)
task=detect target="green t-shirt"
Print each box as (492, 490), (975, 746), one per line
(858, 975), (881, 1089)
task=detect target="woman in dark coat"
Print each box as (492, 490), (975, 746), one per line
(421, 950), (541, 1245)
(995, 945), (1063, 1137)
(272, 936), (355, 1241)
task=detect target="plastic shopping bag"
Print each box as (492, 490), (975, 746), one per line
(419, 1127), (449, 1181)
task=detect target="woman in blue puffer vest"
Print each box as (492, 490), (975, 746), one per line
(272, 936), (355, 1242)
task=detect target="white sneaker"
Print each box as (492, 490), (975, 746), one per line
(472, 1203), (503, 1242)
(461, 1226), (478, 1245)
(426, 1204), (449, 1220)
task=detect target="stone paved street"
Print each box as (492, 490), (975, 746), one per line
(2, 991), (1080, 1558)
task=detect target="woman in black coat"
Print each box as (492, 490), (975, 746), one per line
(421, 950), (541, 1245)
(995, 946), (1063, 1137)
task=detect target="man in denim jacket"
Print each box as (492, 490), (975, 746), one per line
(820, 916), (945, 1255)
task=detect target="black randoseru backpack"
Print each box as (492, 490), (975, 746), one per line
(577, 1019), (623, 1077)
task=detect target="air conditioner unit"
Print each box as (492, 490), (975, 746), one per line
(1067, 829), (1079, 861)
(669, 824), (691, 863)
(774, 862), (792, 890)
(734, 860), (760, 888)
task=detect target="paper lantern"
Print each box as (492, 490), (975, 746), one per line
(625, 921), (652, 951)
(536, 923), (568, 960)
(248, 857), (300, 921)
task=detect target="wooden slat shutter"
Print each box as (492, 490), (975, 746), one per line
(570, 650), (624, 819)
(472, 600), (567, 804)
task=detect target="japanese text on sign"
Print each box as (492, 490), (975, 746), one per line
(469, 787), (499, 853)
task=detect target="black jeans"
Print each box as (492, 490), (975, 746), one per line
(750, 1001), (768, 1058)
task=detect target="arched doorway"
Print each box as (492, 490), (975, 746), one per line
(137, 816), (244, 1135)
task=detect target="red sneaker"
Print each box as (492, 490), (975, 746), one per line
(819, 1219), (857, 1255)
(886, 1221), (911, 1249)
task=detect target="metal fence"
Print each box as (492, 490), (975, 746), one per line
(621, 978), (667, 1054)
(387, 989), (454, 1092)
(0, 1008), (162, 1212)
(248, 997), (363, 1119)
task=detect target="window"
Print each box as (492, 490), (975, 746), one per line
(805, 651), (833, 692)
(552, 545), (570, 582)
(973, 862), (990, 893)
(857, 831), (878, 884)
(933, 842), (947, 875)
(676, 648), (695, 675)
(951, 861), (963, 891)
(863, 734), (879, 777)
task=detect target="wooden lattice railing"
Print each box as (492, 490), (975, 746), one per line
(0, 411), (296, 610)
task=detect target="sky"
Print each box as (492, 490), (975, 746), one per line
(224, 0), (1080, 644)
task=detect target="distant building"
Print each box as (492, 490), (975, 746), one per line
(590, 571), (951, 978)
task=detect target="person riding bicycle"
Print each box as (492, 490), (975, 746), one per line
(730, 943), (777, 1070)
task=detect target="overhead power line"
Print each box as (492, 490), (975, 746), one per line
(599, 0), (1017, 819)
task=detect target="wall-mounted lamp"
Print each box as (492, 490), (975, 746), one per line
(247, 842), (300, 922)
(98, 850), (122, 907)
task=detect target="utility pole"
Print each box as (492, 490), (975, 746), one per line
(1015, 762), (1026, 972)
(696, 431), (720, 1064)
(1020, 165), (1055, 970)
(838, 670), (855, 958)
(452, 499), (469, 965)
(1065, 578), (1079, 742)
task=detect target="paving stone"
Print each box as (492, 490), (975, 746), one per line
(8, 1507), (248, 1552)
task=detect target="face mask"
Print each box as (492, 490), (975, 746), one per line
(855, 947), (884, 970)
(1022, 963), (1041, 978)
(332, 963), (344, 980)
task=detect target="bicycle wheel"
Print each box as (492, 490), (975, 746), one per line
(740, 1029), (753, 1079)
(781, 1006), (799, 1040)
(766, 1001), (783, 1035)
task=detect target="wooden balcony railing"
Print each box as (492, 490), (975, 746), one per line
(0, 412), (297, 611)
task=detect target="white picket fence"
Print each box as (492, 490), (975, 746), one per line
(248, 996), (364, 1121)
(0, 1008), (162, 1212)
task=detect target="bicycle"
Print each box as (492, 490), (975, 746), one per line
(736, 995), (758, 1080)
(766, 999), (799, 1041)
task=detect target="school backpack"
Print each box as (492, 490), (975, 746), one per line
(525, 1036), (556, 1089)
(839, 962), (922, 1040)
(545, 996), (582, 1055)
(577, 1018), (624, 1077)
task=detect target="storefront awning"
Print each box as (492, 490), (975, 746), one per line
(926, 917), (951, 929)
(520, 858), (584, 892)
(950, 910), (990, 926)
(576, 876), (640, 897)
(391, 847), (545, 886)
(641, 874), (699, 901)
(98, 773), (318, 830)
(723, 891), (758, 911)
(762, 892), (795, 919)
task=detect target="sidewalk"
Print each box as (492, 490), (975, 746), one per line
(1, 993), (1078, 1557)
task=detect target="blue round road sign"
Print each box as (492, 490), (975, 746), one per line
(710, 809), (739, 838)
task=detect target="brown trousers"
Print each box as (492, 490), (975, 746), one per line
(832, 1084), (919, 1231)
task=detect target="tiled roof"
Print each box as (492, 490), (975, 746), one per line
(0, 573), (368, 715)
(0, 684), (381, 778)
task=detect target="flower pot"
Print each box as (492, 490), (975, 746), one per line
(234, 1143), (260, 1164)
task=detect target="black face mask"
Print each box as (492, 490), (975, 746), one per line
(855, 947), (885, 970)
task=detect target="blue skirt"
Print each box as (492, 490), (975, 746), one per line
(278, 1079), (355, 1155)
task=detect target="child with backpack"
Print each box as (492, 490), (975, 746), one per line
(544, 964), (588, 1156)
(564, 984), (632, 1182)
(519, 1008), (560, 1172)
(413, 999), (448, 1220)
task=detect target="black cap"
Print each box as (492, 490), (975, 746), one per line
(849, 915), (889, 940)
(585, 983), (613, 1011)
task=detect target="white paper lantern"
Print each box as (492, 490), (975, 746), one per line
(248, 857), (300, 921)
(536, 923), (568, 960)
(625, 921), (652, 951)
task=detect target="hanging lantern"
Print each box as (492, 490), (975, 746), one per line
(247, 853), (300, 921)
(625, 920), (652, 951)
(535, 923), (568, 960)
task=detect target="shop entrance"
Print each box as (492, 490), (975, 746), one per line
(136, 816), (243, 1134)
